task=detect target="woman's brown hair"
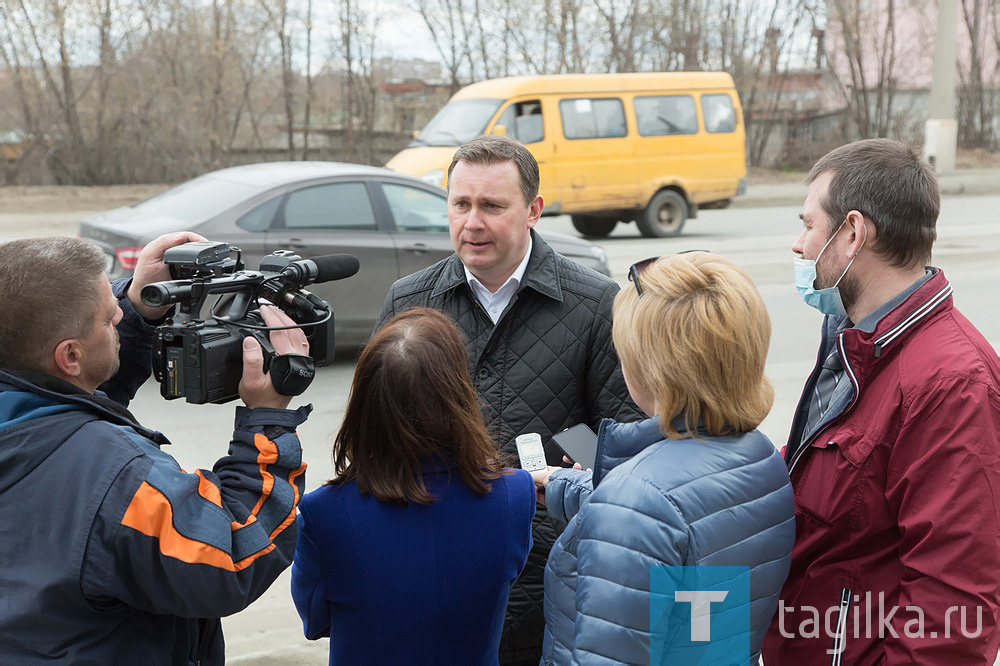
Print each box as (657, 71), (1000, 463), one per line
(329, 307), (506, 505)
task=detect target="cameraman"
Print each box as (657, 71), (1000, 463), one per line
(0, 233), (312, 665)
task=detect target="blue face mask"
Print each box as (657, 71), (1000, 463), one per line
(794, 219), (866, 317)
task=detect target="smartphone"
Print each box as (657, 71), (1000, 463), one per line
(552, 423), (598, 471)
(515, 433), (547, 472)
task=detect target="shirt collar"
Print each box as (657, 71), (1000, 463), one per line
(463, 235), (533, 295)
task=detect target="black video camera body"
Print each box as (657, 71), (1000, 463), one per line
(140, 241), (358, 404)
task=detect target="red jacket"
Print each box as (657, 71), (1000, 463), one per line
(763, 270), (1000, 665)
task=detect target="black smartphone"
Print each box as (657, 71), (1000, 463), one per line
(552, 423), (599, 471)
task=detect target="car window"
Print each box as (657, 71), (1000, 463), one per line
(701, 94), (737, 133)
(383, 183), (449, 233)
(634, 95), (698, 136)
(495, 100), (544, 144)
(560, 98), (627, 140)
(236, 196), (282, 232)
(282, 183), (377, 230)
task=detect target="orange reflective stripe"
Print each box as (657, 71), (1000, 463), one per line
(250, 463), (275, 516)
(249, 434), (279, 516)
(269, 464), (307, 541)
(254, 433), (279, 464)
(198, 468), (266, 530)
(232, 513), (257, 531)
(122, 481), (239, 571)
(233, 543), (276, 570)
(122, 481), (285, 572)
(195, 470), (223, 509)
(120, 433), (305, 572)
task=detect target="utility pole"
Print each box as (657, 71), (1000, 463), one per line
(924, 0), (958, 173)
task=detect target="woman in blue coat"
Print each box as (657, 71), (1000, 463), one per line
(291, 308), (535, 665)
(531, 252), (795, 665)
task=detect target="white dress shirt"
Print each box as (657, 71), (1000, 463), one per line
(463, 237), (533, 324)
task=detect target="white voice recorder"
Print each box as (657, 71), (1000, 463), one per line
(515, 433), (547, 472)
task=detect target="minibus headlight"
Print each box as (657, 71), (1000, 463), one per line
(420, 169), (444, 187)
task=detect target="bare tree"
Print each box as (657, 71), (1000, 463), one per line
(594, 0), (645, 72)
(413, 0), (473, 92)
(957, 0), (998, 149)
(302, 0), (314, 159)
(259, 0), (296, 158)
(338, 0), (385, 163)
(825, 0), (920, 139)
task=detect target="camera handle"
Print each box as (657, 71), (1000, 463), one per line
(187, 275), (260, 320)
(246, 331), (316, 397)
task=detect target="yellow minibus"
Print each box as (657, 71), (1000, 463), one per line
(386, 72), (746, 237)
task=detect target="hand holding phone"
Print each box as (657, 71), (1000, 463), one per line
(552, 423), (598, 471)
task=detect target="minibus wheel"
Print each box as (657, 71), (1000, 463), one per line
(571, 215), (617, 238)
(638, 190), (687, 237)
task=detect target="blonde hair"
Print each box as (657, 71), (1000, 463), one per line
(612, 252), (773, 439)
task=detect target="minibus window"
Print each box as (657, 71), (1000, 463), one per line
(412, 99), (503, 147)
(701, 94), (737, 133)
(495, 101), (544, 144)
(634, 95), (698, 136)
(560, 98), (627, 140)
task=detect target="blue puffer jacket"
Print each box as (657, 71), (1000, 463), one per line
(541, 416), (794, 665)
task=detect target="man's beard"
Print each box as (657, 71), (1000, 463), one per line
(837, 273), (861, 316)
(100, 357), (121, 387)
(101, 337), (121, 386)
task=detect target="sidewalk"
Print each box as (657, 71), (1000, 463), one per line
(734, 168), (1000, 208)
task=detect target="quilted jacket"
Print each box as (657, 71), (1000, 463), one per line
(375, 231), (641, 662)
(542, 416), (795, 665)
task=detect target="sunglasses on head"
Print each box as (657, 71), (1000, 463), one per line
(627, 250), (711, 296)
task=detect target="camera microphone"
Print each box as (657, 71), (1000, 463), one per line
(280, 254), (360, 287)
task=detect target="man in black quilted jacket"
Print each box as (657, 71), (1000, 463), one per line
(375, 135), (641, 664)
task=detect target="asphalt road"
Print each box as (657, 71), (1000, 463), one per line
(2, 196), (998, 663)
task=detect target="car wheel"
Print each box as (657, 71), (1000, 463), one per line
(571, 215), (617, 238)
(637, 190), (687, 238)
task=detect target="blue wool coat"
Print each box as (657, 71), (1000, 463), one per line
(542, 417), (795, 665)
(291, 463), (535, 665)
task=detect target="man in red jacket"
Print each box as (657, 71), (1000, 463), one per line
(763, 139), (1000, 665)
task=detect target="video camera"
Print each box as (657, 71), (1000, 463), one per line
(140, 241), (359, 405)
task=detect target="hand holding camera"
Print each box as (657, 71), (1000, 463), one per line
(239, 305), (306, 410)
(139, 240), (359, 404)
(126, 232), (210, 320)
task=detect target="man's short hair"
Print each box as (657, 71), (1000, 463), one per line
(0, 237), (108, 371)
(612, 252), (773, 439)
(808, 138), (939, 269)
(447, 135), (540, 205)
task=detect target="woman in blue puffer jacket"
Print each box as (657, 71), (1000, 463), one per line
(531, 252), (795, 665)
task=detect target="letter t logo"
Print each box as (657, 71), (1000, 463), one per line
(674, 591), (729, 641)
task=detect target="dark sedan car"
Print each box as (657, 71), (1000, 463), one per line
(79, 162), (611, 346)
